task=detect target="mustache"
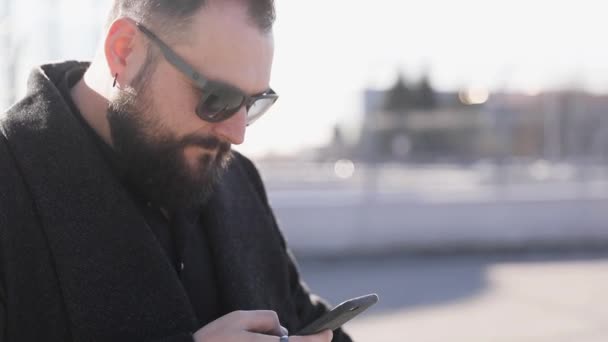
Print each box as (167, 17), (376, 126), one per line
(179, 134), (229, 151)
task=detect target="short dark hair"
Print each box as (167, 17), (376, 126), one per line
(107, 0), (275, 38)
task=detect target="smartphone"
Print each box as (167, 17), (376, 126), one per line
(296, 293), (379, 336)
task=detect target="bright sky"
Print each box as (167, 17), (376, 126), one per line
(6, 0), (608, 157)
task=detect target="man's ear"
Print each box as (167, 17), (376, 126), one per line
(104, 18), (142, 87)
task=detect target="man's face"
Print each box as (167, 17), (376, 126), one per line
(108, 2), (275, 211)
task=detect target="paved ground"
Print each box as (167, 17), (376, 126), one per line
(296, 251), (608, 342)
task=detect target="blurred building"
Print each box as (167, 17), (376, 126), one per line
(321, 73), (608, 166)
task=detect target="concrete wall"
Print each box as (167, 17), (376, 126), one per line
(268, 178), (608, 256)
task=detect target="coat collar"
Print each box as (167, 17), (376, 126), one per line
(0, 61), (292, 340)
(1, 61), (199, 340)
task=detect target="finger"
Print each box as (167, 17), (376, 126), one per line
(319, 329), (333, 341)
(291, 329), (334, 342)
(238, 310), (283, 336)
(253, 334), (293, 342)
(247, 332), (291, 342)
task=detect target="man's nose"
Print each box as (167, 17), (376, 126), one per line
(211, 107), (247, 145)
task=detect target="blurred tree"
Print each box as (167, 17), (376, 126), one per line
(331, 125), (345, 148)
(383, 74), (412, 114)
(416, 74), (436, 110)
(373, 73), (412, 160)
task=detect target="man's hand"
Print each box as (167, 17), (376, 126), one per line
(192, 310), (333, 341)
(288, 330), (333, 342)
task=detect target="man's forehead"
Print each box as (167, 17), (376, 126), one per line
(178, 2), (274, 95)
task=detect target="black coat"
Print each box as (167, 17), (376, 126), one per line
(0, 62), (353, 342)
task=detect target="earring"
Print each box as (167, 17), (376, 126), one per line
(112, 73), (118, 88)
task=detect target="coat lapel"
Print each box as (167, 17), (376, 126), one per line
(201, 157), (292, 320)
(1, 63), (198, 341)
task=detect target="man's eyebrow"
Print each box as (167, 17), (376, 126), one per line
(188, 81), (203, 94)
(189, 76), (271, 97)
(178, 64), (270, 97)
(251, 87), (272, 97)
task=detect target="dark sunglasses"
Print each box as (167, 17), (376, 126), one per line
(136, 22), (278, 125)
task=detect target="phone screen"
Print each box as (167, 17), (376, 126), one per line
(296, 293), (379, 336)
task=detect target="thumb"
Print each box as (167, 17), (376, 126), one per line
(240, 310), (283, 336)
(280, 326), (289, 336)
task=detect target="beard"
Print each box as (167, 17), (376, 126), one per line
(107, 81), (233, 212)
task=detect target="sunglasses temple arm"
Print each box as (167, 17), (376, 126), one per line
(137, 23), (209, 88)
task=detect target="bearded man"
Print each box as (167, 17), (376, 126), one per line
(0, 1), (352, 341)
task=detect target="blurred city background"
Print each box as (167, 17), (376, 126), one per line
(2, 0), (608, 341)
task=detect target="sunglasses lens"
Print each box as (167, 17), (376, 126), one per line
(195, 85), (278, 125)
(247, 96), (278, 125)
(196, 89), (245, 122)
